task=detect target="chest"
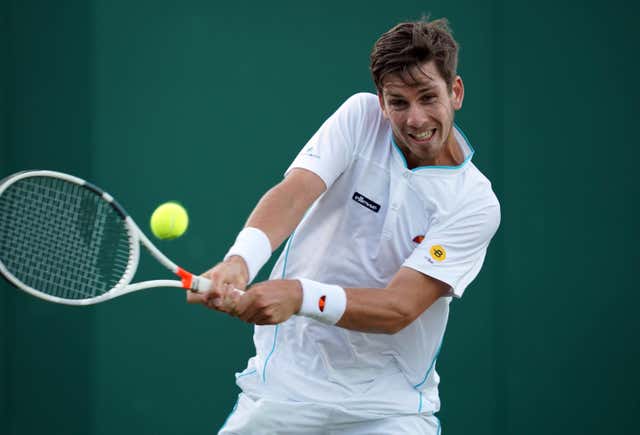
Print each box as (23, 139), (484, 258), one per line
(327, 157), (453, 256)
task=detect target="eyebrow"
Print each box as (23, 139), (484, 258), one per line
(385, 86), (438, 98)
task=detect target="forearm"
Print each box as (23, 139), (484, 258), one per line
(215, 170), (325, 288)
(244, 169), (325, 251)
(298, 269), (448, 334)
(221, 270), (448, 329)
(221, 188), (302, 285)
(244, 185), (307, 251)
(336, 288), (417, 334)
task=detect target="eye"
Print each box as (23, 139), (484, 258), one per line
(389, 99), (408, 109)
(421, 95), (436, 104)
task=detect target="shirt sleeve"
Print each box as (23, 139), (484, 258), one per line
(285, 93), (375, 189)
(403, 199), (501, 298)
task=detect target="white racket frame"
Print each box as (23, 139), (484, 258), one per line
(0, 170), (213, 306)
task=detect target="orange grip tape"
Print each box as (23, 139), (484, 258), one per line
(176, 267), (193, 289)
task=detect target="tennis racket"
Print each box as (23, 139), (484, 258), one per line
(0, 169), (219, 306)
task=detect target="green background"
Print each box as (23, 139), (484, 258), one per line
(2, 0), (638, 434)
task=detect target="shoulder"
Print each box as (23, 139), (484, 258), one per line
(338, 92), (383, 120)
(343, 91), (379, 107)
(454, 164), (501, 233)
(338, 93), (389, 152)
(418, 162), (500, 230)
(465, 164), (500, 208)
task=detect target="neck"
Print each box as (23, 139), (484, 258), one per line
(436, 133), (464, 166)
(399, 132), (464, 169)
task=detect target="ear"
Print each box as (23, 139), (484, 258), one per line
(378, 92), (389, 119)
(451, 76), (464, 111)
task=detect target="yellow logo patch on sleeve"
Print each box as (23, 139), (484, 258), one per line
(430, 245), (446, 262)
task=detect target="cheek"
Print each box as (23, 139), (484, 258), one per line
(433, 102), (454, 125)
(388, 112), (407, 128)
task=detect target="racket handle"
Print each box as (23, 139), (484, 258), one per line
(189, 276), (245, 295)
(191, 275), (212, 293)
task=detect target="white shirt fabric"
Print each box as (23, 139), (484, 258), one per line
(236, 92), (500, 419)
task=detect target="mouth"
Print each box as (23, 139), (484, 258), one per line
(408, 129), (436, 144)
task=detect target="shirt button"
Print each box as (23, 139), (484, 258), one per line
(390, 203), (399, 211)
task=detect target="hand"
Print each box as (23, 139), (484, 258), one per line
(186, 256), (249, 313)
(230, 279), (303, 325)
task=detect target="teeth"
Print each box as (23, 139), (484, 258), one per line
(414, 130), (434, 140)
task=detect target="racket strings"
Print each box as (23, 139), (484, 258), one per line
(0, 177), (132, 299)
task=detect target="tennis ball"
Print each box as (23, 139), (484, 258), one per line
(150, 202), (189, 240)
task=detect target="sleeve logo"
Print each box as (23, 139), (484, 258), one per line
(429, 245), (446, 262)
(303, 145), (320, 159)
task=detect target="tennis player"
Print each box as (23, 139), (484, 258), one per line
(190, 18), (500, 434)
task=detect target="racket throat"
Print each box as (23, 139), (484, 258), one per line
(176, 267), (195, 289)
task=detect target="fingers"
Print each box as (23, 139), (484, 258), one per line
(201, 264), (246, 300)
(190, 282), (241, 314)
(187, 275), (295, 326)
(205, 295), (225, 311)
(186, 288), (223, 311)
(219, 283), (240, 312)
(186, 290), (204, 304)
(232, 290), (258, 321)
(231, 286), (285, 324)
(186, 276), (237, 314)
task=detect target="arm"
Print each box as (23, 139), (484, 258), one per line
(338, 267), (449, 333)
(243, 168), (326, 252)
(188, 168), (326, 305)
(230, 267), (450, 334)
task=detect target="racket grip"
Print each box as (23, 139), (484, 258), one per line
(189, 276), (245, 295)
(191, 276), (212, 293)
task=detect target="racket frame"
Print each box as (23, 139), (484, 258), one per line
(0, 170), (212, 306)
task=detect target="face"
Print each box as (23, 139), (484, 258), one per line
(378, 60), (464, 168)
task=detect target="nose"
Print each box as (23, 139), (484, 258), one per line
(406, 104), (427, 129)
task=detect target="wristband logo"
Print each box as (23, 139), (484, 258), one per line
(318, 295), (326, 312)
(430, 245), (446, 262)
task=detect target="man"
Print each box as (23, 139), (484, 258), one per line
(189, 18), (500, 434)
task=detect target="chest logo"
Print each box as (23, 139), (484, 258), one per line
(352, 192), (380, 213)
(430, 245), (447, 262)
(413, 235), (425, 244)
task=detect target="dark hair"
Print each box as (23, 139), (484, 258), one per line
(370, 18), (459, 92)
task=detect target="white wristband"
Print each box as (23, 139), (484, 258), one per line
(224, 227), (271, 283)
(297, 278), (347, 325)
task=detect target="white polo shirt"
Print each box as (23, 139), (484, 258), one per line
(236, 92), (500, 418)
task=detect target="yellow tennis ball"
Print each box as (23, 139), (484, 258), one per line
(150, 202), (189, 240)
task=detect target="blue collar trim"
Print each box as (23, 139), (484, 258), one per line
(391, 123), (475, 172)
